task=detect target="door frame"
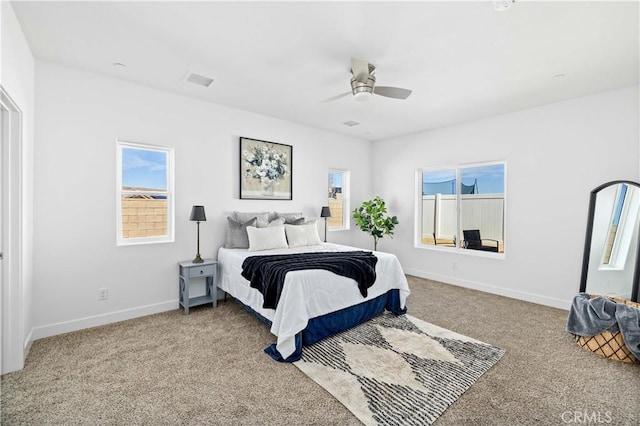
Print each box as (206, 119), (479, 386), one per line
(1, 86), (24, 374)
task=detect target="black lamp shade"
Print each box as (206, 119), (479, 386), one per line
(320, 206), (332, 218)
(189, 205), (207, 222)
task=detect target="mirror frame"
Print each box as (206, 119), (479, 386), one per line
(580, 180), (640, 301)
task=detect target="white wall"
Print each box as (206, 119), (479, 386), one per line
(372, 86), (639, 309)
(32, 61), (372, 338)
(24, 49), (640, 342)
(1, 2), (35, 373)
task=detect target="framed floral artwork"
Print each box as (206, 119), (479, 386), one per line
(240, 137), (292, 200)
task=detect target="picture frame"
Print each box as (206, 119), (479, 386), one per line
(240, 137), (293, 200)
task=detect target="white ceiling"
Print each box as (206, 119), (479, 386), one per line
(10, 1), (640, 141)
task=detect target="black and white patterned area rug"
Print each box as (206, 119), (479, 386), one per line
(294, 313), (505, 426)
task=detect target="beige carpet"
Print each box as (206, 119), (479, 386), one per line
(2, 276), (639, 425)
(294, 313), (505, 425)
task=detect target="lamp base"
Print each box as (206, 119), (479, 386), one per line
(324, 217), (328, 243)
(193, 254), (204, 263)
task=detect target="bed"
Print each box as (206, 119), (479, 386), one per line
(218, 242), (410, 361)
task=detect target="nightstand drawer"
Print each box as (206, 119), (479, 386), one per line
(188, 264), (216, 278)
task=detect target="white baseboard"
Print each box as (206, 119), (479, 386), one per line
(28, 273), (571, 342)
(403, 268), (572, 310)
(31, 300), (178, 341)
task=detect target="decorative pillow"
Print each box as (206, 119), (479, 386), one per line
(285, 220), (321, 248)
(247, 225), (289, 252)
(234, 211), (270, 224)
(266, 211), (278, 221)
(256, 217), (286, 228)
(224, 217), (257, 249)
(288, 217), (306, 225)
(276, 212), (304, 224)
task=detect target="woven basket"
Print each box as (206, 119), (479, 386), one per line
(574, 295), (640, 364)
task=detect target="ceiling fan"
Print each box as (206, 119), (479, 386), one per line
(324, 58), (412, 102)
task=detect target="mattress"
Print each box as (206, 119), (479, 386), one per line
(217, 243), (410, 359)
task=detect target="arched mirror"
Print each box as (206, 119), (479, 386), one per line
(580, 180), (640, 302)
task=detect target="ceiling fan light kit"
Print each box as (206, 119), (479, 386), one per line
(350, 70), (375, 100)
(353, 91), (373, 101)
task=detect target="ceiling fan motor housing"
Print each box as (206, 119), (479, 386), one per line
(339, 60), (411, 101)
(350, 64), (376, 97)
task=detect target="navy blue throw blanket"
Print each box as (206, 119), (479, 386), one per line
(241, 251), (378, 309)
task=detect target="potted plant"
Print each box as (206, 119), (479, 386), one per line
(352, 196), (399, 251)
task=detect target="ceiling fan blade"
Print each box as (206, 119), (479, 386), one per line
(374, 86), (412, 100)
(321, 92), (351, 103)
(350, 58), (370, 83)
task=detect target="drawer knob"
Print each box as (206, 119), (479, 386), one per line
(199, 270), (203, 274)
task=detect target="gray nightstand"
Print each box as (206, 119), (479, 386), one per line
(178, 259), (217, 314)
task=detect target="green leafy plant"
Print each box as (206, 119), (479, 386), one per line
(352, 196), (399, 251)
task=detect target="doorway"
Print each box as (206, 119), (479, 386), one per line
(1, 86), (24, 374)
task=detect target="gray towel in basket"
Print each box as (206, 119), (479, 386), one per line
(615, 303), (640, 359)
(567, 293), (640, 359)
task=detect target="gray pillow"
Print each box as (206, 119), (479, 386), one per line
(288, 217), (306, 225)
(234, 211), (270, 224)
(276, 212), (304, 224)
(256, 217), (286, 228)
(266, 211), (278, 221)
(224, 217), (257, 249)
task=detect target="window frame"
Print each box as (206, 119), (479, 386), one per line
(116, 140), (175, 246)
(415, 161), (506, 258)
(600, 183), (638, 270)
(327, 169), (350, 231)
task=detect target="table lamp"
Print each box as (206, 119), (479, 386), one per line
(189, 205), (206, 263)
(320, 206), (331, 242)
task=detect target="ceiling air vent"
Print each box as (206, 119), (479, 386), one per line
(184, 72), (214, 88)
(342, 120), (360, 127)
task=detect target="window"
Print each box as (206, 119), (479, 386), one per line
(420, 169), (458, 247)
(601, 183), (639, 269)
(328, 169), (350, 230)
(116, 141), (174, 245)
(417, 162), (505, 254)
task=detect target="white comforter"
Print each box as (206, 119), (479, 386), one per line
(217, 243), (410, 359)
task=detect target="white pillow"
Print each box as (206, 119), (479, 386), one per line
(285, 220), (321, 248)
(247, 225), (288, 252)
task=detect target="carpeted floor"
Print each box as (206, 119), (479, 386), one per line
(2, 276), (639, 425)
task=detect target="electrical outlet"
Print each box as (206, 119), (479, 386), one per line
(98, 288), (109, 301)
(452, 262), (458, 270)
